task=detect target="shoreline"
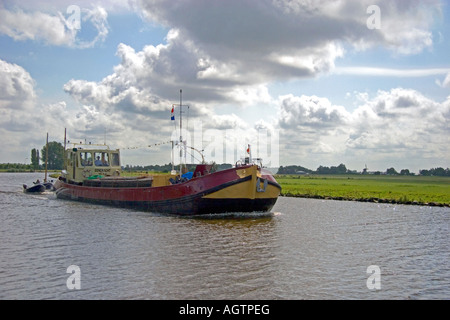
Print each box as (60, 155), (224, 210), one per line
(281, 192), (449, 207)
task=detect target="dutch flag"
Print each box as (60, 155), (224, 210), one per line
(171, 106), (175, 120)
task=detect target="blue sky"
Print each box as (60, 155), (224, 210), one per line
(0, 0), (449, 173)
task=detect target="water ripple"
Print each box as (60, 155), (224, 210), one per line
(0, 173), (448, 299)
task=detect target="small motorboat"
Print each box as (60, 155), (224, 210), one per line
(43, 181), (55, 191)
(23, 133), (55, 193)
(23, 183), (46, 193)
(23, 178), (54, 193)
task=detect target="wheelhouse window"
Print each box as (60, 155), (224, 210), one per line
(111, 153), (120, 167)
(94, 152), (109, 166)
(80, 152), (92, 166)
(66, 151), (73, 167)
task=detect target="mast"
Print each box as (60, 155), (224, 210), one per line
(44, 132), (49, 183)
(171, 141), (174, 173)
(179, 89), (183, 175)
(64, 128), (67, 169)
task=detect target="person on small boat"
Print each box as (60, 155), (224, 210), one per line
(34, 179), (40, 184)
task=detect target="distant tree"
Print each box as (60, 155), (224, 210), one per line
(400, 169), (410, 176)
(445, 168), (450, 177)
(316, 164), (348, 174)
(41, 141), (64, 170)
(419, 167), (450, 176)
(316, 165), (330, 174)
(432, 167), (446, 176)
(31, 148), (40, 170)
(335, 163), (347, 174)
(386, 167), (398, 175)
(277, 165), (313, 174)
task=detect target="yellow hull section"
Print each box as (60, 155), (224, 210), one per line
(203, 165), (280, 200)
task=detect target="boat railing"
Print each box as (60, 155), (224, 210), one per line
(67, 142), (113, 150)
(235, 157), (264, 169)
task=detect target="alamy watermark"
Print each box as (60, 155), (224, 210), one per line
(366, 5), (381, 30)
(66, 265), (81, 290)
(66, 5), (81, 30)
(170, 120), (280, 167)
(366, 265), (381, 290)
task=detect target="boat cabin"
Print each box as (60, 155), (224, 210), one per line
(63, 143), (122, 183)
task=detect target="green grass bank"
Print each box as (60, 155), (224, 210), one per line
(276, 174), (450, 207)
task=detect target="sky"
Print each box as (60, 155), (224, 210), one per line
(0, 0), (449, 173)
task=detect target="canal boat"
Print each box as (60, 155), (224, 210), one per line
(53, 91), (281, 215)
(53, 143), (281, 215)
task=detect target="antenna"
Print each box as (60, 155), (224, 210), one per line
(63, 128), (67, 170)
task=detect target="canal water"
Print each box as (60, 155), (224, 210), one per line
(0, 172), (448, 299)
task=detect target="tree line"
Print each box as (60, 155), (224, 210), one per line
(277, 164), (450, 176)
(30, 141), (65, 170)
(418, 167), (450, 177)
(0, 141), (65, 171)
(277, 164), (352, 175)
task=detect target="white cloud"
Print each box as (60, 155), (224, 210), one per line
(276, 88), (450, 171)
(136, 0), (440, 79)
(0, 59), (62, 161)
(335, 67), (450, 77)
(0, 7), (74, 46)
(63, 30), (276, 112)
(0, 5), (109, 48)
(0, 59), (126, 162)
(205, 113), (249, 131)
(278, 94), (351, 129)
(60, 0), (444, 129)
(0, 59), (36, 111)
(347, 88), (448, 149)
(61, 0), (444, 126)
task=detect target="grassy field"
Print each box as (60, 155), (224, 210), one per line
(275, 174), (450, 206)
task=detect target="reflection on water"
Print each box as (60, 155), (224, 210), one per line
(0, 173), (448, 299)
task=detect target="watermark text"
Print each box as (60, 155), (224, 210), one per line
(367, 5), (381, 30)
(366, 265), (381, 290)
(66, 265), (81, 290)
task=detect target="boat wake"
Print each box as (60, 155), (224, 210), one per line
(177, 211), (275, 220)
(22, 190), (56, 200)
(0, 190), (19, 195)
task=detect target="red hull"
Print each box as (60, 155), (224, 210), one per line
(55, 165), (281, 215)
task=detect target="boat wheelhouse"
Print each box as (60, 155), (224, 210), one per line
(63, 143), (122, 183)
